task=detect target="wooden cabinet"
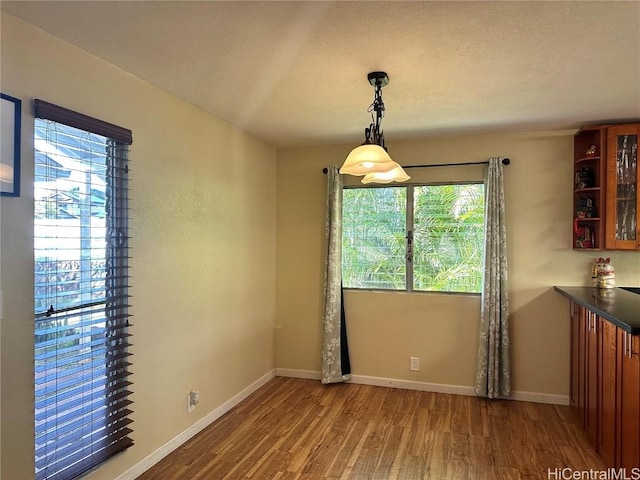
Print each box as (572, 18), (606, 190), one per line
(605, 125), (640, 249)
(585, 310), (599, 447)
(599, 319), (617, 466)
(570, 301), (586, 427)
(570, 304), (599, 446)
(617, 329), (640, 469)
(573, 127), (606, 249)
(569, 304), (640, 468)
(573, 123), (640, 250)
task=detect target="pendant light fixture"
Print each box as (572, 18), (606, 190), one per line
(362, 162), (410, 184)
(339, 71), (410, 183)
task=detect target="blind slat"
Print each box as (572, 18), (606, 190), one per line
(37, 429), (134, 476)
(36, 417), (133, 458)
(35, 386), (133, 433)
(35, 342), (131, 372)
(35, 374), (123, 412)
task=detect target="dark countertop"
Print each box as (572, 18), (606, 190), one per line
(555, 286), (640, 334)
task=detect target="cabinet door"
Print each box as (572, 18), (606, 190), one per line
(585, 310), (599, 448)
(617, 329), (640, 469)
(570, 303), (581, 415)
(606, 125), (640, 249)
(598, 320), (617, 466)
(575, 305), (588, 428)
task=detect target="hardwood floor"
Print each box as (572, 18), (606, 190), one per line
(137, 377), (605, 479)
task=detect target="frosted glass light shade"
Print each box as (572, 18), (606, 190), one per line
(339, 144), (396, 175)
(361, 161), (410, 184)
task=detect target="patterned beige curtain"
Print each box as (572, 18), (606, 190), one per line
(475, 157), (511, 399)
(321, 166), (351, 384)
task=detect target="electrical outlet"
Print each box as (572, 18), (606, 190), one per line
(187, 390), (200, 413)
(410, 357), (419, 371)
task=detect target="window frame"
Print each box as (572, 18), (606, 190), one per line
(33, 100), (133, 480)
(342, 181), (485, 295)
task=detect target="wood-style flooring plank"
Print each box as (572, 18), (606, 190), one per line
(137, 377), (605, 480)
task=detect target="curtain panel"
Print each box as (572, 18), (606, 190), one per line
(321, 166), (351, 384)
(475, 157), (511, 399)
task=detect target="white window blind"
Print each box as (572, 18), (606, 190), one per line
(34, 100), (133, 480)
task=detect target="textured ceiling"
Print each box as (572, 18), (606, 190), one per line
(2, 1), (640, 148)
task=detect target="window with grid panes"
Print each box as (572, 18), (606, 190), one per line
(342, 183), (485, 293)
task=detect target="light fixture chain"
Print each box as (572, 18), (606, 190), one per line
(367, 82), (386, 148)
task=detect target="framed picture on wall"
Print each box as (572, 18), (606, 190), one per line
(1, 93), (22, 197)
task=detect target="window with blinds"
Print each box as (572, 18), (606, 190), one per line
(34, 100), (133, 480)
(342, 183), (485, 293)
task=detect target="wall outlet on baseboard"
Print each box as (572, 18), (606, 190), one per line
(410, 357), (419, 371)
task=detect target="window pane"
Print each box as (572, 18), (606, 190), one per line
(342, 187), (406, 289)
(34, 118), (133, 480)
(413, 184), (485, 293)
(34, 122), (108, 312)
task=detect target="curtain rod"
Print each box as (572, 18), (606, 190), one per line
(322, 158), (510, 174)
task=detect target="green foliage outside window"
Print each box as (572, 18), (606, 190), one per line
(342, 187), (407, 289)
(342, 183), (485, 293)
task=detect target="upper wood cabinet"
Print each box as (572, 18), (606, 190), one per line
(573, 123), (640, 250)
(605, 125), (640, 249)
(573, 127), (606, 249)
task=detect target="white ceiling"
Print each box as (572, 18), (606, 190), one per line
(2, 1), (640, 148)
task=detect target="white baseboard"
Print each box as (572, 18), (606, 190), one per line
(275, 368), (569, 406)
(511, 390), (569, 406)
(275, 368), (321, 380)
(115, 369), (276, 480)
(349, 374), (476, 397)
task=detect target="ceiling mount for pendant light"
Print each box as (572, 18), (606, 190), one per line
(339, 71), (410, 183)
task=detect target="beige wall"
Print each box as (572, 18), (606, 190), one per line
(275, 133), (640, 396)
(1, 13), (276, 479)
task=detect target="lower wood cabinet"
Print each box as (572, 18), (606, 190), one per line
(599, 319), (617, 466)
(586, 310), (598, 447)
(570, 303), (586, 428)
(570, 303), (640, 468)
(618, 328), (640, 469)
